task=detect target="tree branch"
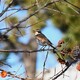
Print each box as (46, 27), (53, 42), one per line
(49, 61), (76, 80)
(3, 0), (61, 35)
(0, 0), (13, 17)
(0, 49), (53, 53)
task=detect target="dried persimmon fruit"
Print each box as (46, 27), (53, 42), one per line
(1, 70), (7, 78)
(76, 62), (80, 71)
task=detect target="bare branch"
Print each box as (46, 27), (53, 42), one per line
(0, 0), (13, 17)
(0, 49), (52, 53)
(3, 0), (61, 35)
(64, 0), (80, 11)
(49, 61), (76, 80)
(0, 10), (20, 22)
(42, 49), (49, 80)
(8, 2), (36, 11)
(0, 68), (25, 80)
(0, 2), (37, 22)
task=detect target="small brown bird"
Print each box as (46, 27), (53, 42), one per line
(34, 29), (68, 62)
(34, 29), (56, 50)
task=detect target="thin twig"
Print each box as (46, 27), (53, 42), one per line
(0, 10), (20, 22)
(0, 2), (37, 22)
(67, 5), (80, 14)
(0, 49), (52, 53)
(0, 61), (12, 68)
(49, 61), (75, 80)
(0, 68), (25, 80)
(0, 0), (13, 17)
(8, 3), (36, 11)
(3, 0), (61, 35)
(42, 47), (49, 80)
(64, 0), (80, 11)
(61, 64), (65, 78)
(45, 7), (79, 16)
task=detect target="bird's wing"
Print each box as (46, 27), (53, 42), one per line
(38, 33), (52, 45)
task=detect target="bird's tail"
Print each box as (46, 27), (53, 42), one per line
(50, 44), (56, 49)
(48, 44), (57, 53)
(48, 43), (56, 49)
(49, 44), (61, 58)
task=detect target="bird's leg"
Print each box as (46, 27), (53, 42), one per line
(40, 45), (46, 50)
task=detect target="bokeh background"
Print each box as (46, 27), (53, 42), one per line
(0, 0), (80, 80)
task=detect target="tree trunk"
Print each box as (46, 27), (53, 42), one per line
(22, 38), (38, 79)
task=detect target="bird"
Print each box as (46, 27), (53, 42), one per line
(34, 29), (56, 50)
(33, 29), (71, 66)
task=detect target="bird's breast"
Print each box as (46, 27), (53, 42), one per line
(36, 36), (46, 43)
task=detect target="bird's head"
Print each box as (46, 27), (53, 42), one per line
(33, 29), (41, 35)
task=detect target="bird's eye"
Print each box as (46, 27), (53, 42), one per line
(38, 31), (41, 33)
